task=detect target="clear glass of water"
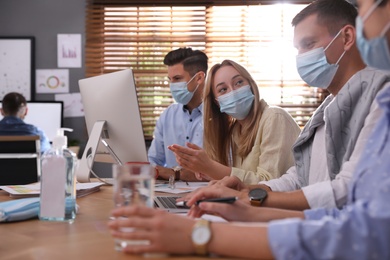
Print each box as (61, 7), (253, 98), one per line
(112, 162), (155, 251)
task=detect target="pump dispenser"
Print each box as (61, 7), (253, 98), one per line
(39, 128), (77, 222)
(52, 128), (70, 149)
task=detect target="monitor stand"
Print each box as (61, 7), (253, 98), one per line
(76, 120), (107, 183)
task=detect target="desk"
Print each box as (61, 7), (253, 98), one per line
(0, 186), (224, 260)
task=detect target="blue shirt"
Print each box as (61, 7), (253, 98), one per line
(148, 103), (203, 168)
(268, 86), (390, 259)
(0, 116), (51, 154)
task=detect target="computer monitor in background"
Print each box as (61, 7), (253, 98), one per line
(0, 101), (63, 142)
(77, 69), (148, 183)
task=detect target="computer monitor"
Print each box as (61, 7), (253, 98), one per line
(0, 101), (63, 142)
(76, 69), (148, 183)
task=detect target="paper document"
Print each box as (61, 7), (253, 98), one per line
(154, 181), (208, 194)
(0, 182), (104, 198)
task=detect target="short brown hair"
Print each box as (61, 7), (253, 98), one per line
(163, 47), (208, 76)
(292, 0), (358, 35)
(1, 92), (27, 116)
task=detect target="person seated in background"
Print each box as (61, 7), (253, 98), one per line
(168, 60), (300, 184)
(147, 47), (208, 182)
(179, 0), (390, 212)
(354, 0), (390, 70)
(108, 0), (390, 258)
(0, 92), (51, 154)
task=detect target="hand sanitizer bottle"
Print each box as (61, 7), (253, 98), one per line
(39, 128), (77, 222)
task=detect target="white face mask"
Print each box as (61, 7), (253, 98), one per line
(169, 73), (200, 105)
(356, 0), (390, 70)
(296, 29), (346, 89)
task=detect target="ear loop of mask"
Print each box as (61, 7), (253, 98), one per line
(187, 73), (198, 86)
(362, 0), (390, 38)
(190, 72), (204, 94)
(380, 22), (390, 36)
(362, 0), (384, 22)
(324, 28), (346, 65)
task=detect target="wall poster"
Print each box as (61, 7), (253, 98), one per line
(0, 37), (35, 100)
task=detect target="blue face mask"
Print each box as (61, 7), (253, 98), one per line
(296, 29), (346, 89)
(356, 0), (390, 70)
(170, 73), (200, 105)
(217, 85), (254, 120)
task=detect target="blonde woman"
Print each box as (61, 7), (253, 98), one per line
(169, 60), (300, 184)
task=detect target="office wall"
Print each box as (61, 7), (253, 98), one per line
(0, 0), (151, 177)
(0, 0), (87, 144)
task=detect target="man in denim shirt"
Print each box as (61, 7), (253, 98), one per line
(0, 92), (50, 153)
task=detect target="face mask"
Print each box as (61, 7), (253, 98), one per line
(170, 73), (200, 105)
(356, 0), (390, 70)
(296, 29), (346, 89)
(217, 85), (254, 120)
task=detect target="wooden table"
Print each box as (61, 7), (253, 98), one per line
(0, 185), (225, 260)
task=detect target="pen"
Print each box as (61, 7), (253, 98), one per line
(175, 196), (238, 207)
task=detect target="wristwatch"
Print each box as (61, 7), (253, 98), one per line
(248, 188), (268, 206)
(171, 166), (181, 180)
(191, 219), (212, 255)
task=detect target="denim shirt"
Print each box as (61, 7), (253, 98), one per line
(268, 86), (390, 259)
(0, 116), (51, 154)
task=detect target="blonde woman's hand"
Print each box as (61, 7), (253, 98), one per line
(168, 142), (214, 175)
(195, 172), (213, 181)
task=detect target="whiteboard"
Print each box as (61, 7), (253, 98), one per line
(0, 37), (34, 100)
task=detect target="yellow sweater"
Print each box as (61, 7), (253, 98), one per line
(231, 99), (301, 185)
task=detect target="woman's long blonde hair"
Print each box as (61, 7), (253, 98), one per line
(203, 60), (262, 166)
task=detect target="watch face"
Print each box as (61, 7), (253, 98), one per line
(192, 226), (211, 245)
(249, 188), (267, 200)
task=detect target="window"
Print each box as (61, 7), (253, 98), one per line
(85, 1), (325, 140)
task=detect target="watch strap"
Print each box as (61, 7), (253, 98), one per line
(249, 198), (263, 207)
(193, 219), (211, 255)
(172, 166), (181, 180)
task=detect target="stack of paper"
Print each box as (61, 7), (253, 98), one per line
(0, 182), (104, 198)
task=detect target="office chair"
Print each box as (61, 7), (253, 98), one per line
(0, 136), (41, 185)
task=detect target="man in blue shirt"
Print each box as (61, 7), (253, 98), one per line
(148, 47), (208, 181)
(0, 92), (51, 153)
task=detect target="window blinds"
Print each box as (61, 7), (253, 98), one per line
(85, 1), (326, 139)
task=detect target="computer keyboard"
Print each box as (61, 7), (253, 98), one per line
(155, 196), (188, 209)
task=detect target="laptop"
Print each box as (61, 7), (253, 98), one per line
(100, 125), (188, 214)
(102, 139), (189, 213)
(154, 196), (190, 213)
